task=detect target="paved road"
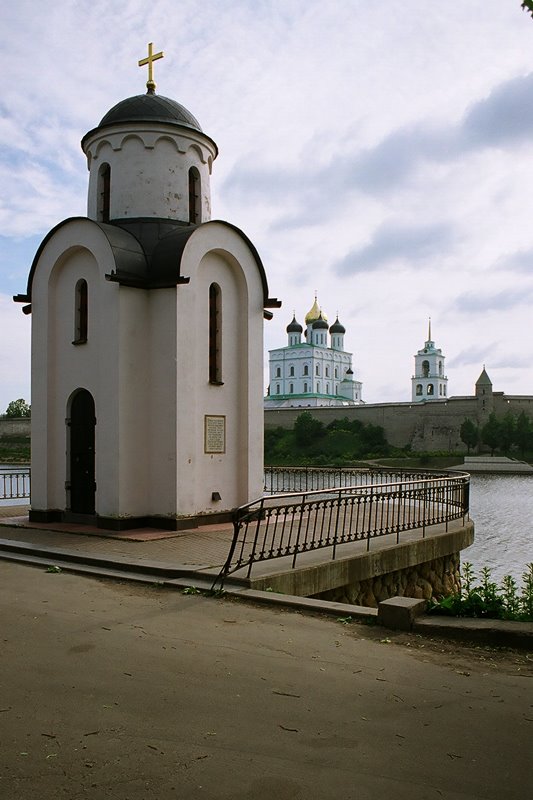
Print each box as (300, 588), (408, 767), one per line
(1, 562), (531, 800)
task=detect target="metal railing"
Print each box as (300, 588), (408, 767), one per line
(215, 468), (470, 586)
(264, 465), (371, 494)
(0, 468), (31, 501)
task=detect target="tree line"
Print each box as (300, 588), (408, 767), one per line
(265, 412), (391, 465)
(2, 399), (31, 418)
(460, 411), (533, 457)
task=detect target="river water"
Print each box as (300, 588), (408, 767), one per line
(466, 474), (532, 586)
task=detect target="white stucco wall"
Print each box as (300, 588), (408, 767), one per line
(30, 221), (122, 513)
(169, 223), (265, 516)
(83, 125), (216, 223)
(29, 218), (266, 521)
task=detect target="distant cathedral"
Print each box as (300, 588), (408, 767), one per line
(265, 297), (363, 409)
(411, 320), (448, 402)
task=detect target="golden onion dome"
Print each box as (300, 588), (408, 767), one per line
(305, 296), (328, 325)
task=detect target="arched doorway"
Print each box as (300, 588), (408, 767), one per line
(68, 390), (96, 514)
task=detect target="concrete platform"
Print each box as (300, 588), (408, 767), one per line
(463, 455), (533, 473)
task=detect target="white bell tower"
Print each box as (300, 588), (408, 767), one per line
(411, 320), (448, 402)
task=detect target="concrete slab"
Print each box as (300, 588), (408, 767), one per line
(378, 596), (427, 631)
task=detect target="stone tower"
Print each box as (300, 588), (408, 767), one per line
(475, 367), (493, 417)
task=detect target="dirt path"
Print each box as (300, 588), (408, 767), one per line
(1, 562), (531, 799)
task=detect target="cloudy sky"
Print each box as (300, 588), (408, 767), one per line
(2, 0), (533, 412)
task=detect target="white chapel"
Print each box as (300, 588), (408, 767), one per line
(411, 320), (448, 402)
(15, 44), (280, 529)
(265, 297), (363, 409)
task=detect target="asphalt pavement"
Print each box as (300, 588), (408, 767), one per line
(1, 560), (532, 800)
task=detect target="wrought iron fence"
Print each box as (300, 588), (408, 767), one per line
(215, 468), (470, 586)
(264, 465), (371, 494)
(0, 468), (30, 501)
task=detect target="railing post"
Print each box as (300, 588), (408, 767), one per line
(331, 488), (343, 561)
(422, 483), (427, 538)
(396, 482), (403, 543)
(291, 493), (307, 569)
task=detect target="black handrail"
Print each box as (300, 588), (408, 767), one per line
(213, 468), (470, 589)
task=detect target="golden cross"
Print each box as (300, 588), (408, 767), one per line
(138, 42), (164, 93)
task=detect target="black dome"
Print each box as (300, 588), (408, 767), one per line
(98, 93), (203, 132)
(286, 315), (303, 334)
(312, 314), (329, 330)
(330, 317), (345, 334)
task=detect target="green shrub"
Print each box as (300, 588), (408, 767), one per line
(429, 562), (533, 622)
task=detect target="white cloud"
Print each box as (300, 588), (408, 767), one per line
(2, 0), (533, 407)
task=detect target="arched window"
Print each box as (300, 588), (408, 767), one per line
(326, 383), (330, 394)
(304, 382), (308, 393)
(422, 360), (430, 378)
(189, 167), (201, 224)
(276, 367), (281, 378)
(439, 385), (443, 396)
(289, 383), (294, 394)
(209, 283), (222, 384)
(289, 366), (294, 377)
(276, 384), (280, 395)
(316, 382), (320, 393)
(316, 364), (320, 376)
(416, 384), (423, 396)
(303, 365), (309, 376)
(325, 366), (329, 377)
(438, 360), (443, 376)
(444, 385), (447, 396)
(98, 164), (110, 223)
(335, 367), (338, 379)
(427, 383), (434, 395)
(73, 279), (88, 344)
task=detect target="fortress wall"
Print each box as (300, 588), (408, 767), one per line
(265, 396), (533, 452)
(0, 418), (31, 438)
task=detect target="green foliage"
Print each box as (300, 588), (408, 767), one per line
(522, 1), (533, 20)
(514, 411), (533, 457)
(429, 562), (533, 622)
(5, 399), (31, 418)
(293, 411), (325, 446)
(520, 563), (533, 618)
(499, 411), (516, 453)
(474, 410), (533, 458)
(0, 440), (30, 463)
(480, 413), (501, 456)
(264, 413), (392, 465)
(460, 418), (478, 453)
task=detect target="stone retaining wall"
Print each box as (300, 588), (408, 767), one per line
(0, 418), (31, 438)
(312, 552), (461, 608)
(248, 524), (473, 599)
